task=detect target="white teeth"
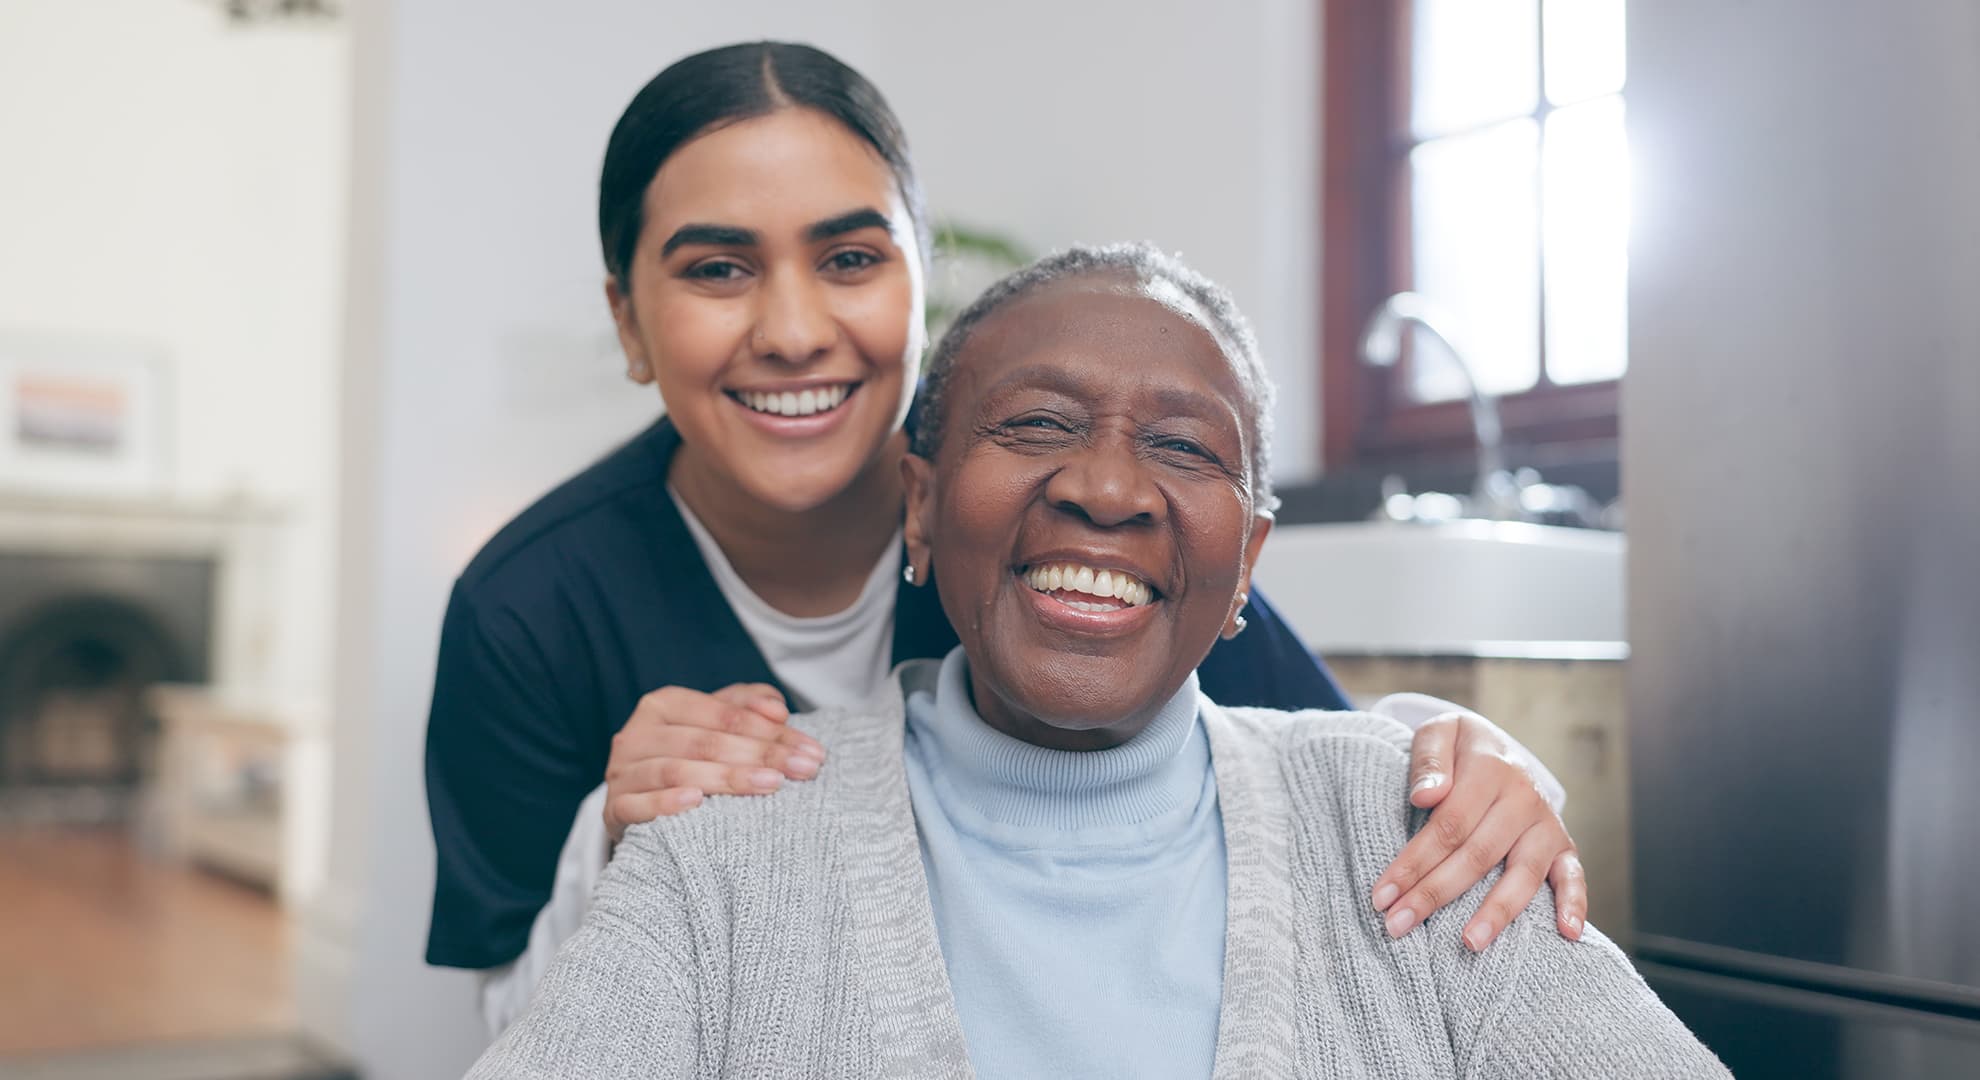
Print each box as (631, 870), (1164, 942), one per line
(735, 384), (854, 417)
(1021, 562), (1156, 607)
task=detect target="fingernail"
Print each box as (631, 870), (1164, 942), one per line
(1464, 921), (1492, 952)
(786, 754), (822, 779)
(1566, 913), (1583, 936)
(1412, 774), (1445, 795)
(1372, 883), (1400, 910)
(748, 768), (784, 790)
(674, 789), (703, 811)
(1385, 907), (1418, 938)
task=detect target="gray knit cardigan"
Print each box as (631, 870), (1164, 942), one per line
(469, 660), (1726, 1079)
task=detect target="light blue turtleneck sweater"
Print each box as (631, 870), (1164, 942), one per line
(902, 648), (1225, 1079)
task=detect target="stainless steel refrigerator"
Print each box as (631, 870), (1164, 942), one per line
(1625, 4), (1980, 1076)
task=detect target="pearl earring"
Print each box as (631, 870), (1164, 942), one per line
(903, 564), (917, 585)
(1227, 592), (1250, 638)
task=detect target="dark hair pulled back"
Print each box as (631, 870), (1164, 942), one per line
(598, 41), (926, 290)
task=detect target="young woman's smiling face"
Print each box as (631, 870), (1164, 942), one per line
(609, 107), (925, 514)
(904, 274), (1272, 749)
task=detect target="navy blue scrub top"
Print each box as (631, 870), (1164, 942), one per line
(424, 417), (1350, 970)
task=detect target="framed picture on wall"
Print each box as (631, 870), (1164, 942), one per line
(0, 332), (171, 496)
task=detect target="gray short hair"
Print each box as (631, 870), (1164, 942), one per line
(911, 242), (1277, 509)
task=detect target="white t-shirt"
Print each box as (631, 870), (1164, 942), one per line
(668, 488), (902, 714)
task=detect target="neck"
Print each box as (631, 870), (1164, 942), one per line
(909, 648), (1208, 829)
(967, 670), (1185, 752)
(669, 434), (907, 617)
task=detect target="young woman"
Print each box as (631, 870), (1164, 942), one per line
(466, 245), (1721, 1079)
(423, 42), (1587, 1031)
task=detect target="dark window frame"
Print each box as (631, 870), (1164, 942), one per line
(1319, 0), (1620, 472)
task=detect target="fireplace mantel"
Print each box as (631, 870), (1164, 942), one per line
(0, 490), (289, 693)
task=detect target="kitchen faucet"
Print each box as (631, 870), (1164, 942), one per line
(1358, 293), (1520, 520)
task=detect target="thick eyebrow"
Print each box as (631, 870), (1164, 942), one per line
(658, 207), (894, 259)
(661, 223), (757, 257)
(806, 207), (894, 242)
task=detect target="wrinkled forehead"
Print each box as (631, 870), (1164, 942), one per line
(1062, 271), (1238, 361)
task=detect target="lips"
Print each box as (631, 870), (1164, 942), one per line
(727, 381), (859, 418)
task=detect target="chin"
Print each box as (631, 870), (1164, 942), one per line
(1001, 666), (1166, 731)
(735, 464), (864, 515)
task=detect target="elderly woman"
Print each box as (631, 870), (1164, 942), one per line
(468, 245), (1725, 1079)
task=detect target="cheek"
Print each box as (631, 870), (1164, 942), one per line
(839, 274), (919, 375)
(943, 461), (1040, 547)
(1174, 494), (1255, 600)
(645, 292), (747, 386)
(930, 459), (1038, 591)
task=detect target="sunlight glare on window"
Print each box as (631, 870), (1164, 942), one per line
(1408, 119), (1542, 401)
(1544, 0), (1627, 105)
(1411, 0), (1540, 138)
(1543, 95), (1630, 385)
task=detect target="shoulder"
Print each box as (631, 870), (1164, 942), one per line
(613, 674), (913, 869)
(1210, 702), (1415, 775)
(455, 418), (678, 599)
(1206, 701), (1418, 866)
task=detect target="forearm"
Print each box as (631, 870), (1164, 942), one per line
(469, 829), (703, 1078)
(468, 912), (697, 1079)
(478, 784), (612, 1037)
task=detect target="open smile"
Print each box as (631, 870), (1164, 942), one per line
(1015, 559), (1163, 635)
(724, 381), (863, 435)
(726, 381), (859, 417)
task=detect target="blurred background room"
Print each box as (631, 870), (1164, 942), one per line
(0, 1), (1973, 1077)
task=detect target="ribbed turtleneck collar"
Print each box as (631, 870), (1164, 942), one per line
(903, 647), (1207, 830)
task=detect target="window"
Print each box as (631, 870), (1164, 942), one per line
(1321, 0), (1629, 469)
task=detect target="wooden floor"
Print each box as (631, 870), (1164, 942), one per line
(0, 826), (293, 1058)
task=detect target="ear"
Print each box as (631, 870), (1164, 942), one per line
(900, 451), (937, 585)
(605, 275), (655, 384)
(1223, 510), (1275, 638)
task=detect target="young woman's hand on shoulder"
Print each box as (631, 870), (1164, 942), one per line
(602, 683), (826, 841)
(1373, 712), (1587, 951)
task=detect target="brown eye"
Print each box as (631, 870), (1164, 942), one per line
(823, 249), (881, 274)
(682, 259), (748, 281)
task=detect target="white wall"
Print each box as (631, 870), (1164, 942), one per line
(0, 1), (347, 699)
(320, 2), (1322, 1074)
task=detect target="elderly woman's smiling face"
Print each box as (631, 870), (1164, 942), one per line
(903, 272), (1272, 750)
